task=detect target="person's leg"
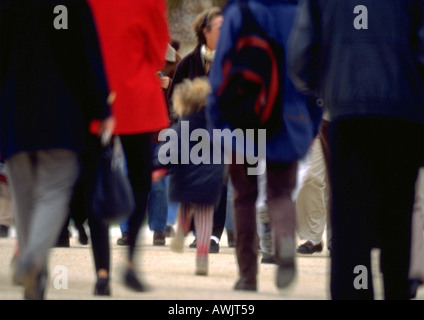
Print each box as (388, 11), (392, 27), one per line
(408, 168), (424, 298)
(171, 202), (195, 252)
(7, 149), (79, 299)
(147, 175), (168, 246)
(194, 203), (214, 275)
(266, 161), (298, 288)
(330, 119), (378, 300)
(210, 184), (227, 252)
(296, 138), (327, 253)
(120, 133), (152, 291)
(378, 120), (424, 300)
(6, 153), (35, 256)
(229, 163), (258, 290)
(0, 179), (13, 237)
(225, 179), (236, 247)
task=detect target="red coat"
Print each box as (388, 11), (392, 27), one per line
(88, 0), (170, 135)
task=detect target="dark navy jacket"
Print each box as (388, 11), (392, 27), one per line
(0, 0), (111, 160)
(155, 108), (225, 205)
(289, 0), (424, 124)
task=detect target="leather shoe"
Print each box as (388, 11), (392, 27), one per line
(297, 241), (323, 254)
(117, 233), (129, 246)
(234, 278), (257, 291)
(153, 231), (166, 246)
(94, 277), (110, 296)
(123, 268), (150, 292)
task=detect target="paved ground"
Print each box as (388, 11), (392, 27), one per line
(0, 226), (423, 301)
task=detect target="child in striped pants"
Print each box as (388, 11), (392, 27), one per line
(153, 77), (225, 275)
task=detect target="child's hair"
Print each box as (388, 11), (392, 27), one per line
(172, 77), (211, 117)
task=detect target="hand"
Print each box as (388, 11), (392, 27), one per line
(160, 76), (170, 90)
(97, 116), (116, 140)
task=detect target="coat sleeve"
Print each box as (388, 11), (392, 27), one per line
(74, 0), (111, 122)
(142, 0), (170, 72)
(287, 0), (321, 97)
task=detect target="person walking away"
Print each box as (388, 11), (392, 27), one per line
(289, 0), (424, 299)
(154, 77), (225, 276)
(0, 0), (114, 299)
(87, 0), (170, 295)
(207, 0), (322, 291)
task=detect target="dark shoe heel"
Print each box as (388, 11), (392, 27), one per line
(94, 277), (110, 296)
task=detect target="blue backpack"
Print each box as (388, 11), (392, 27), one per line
(217, 2), (284, 138)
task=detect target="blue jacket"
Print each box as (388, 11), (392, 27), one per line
(155, 108), (225, 205)
(289, 0), (424, 124)
(207, 0), (322, 163)
(0, 0), (111, 160)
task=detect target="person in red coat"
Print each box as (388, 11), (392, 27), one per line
(88, 0), (170, 295)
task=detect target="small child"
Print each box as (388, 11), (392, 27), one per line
(153, 77), (225, 276)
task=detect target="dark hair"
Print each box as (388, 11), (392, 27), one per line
(192, 7), (222, 45)
(170, 39), (181, 52)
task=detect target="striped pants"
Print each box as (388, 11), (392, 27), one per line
(177, 203), (214, 257)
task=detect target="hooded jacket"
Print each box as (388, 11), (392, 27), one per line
(288, 0), (424, 123)
(156, 79), (225, 205)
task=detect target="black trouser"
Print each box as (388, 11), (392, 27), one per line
(329, 117), (424, 300)
(87, 133), (152, 273)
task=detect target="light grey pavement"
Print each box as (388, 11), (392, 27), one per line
(0, 226), (423, 301)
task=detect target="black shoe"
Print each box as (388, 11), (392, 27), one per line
(189, 238), (197, 248)
(153, 231), (166, 246)
(296, 241), (323, 254)
(55, 229), (70, 248)
(77, 225), (89, 245)
(123, 268), (149, 292)
(94, 277), (110, 296)
(117, 233), (129, 246)
(261, 255), (277, 264)
(0, 225), (9, 238)
(234, 278), (257, 291)
(209, 239), (220, 254)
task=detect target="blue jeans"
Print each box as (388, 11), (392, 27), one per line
(147, 175), (168, 232)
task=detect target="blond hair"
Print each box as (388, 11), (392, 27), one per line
(172, 77), (211, 117)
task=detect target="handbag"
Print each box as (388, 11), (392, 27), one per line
(91, 135), (135, 224)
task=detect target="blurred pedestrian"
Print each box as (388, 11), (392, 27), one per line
(0, 0), (114, 299)
(296, 115), (331, 254)
(155, 77), (225, 276)
(168, 7), (227, 253)
(87, 0), (170, 295)
(289, 0), (424, 299)
(207, 0), (322, 291)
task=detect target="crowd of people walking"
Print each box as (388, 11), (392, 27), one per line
(0, 0), (423, 300)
